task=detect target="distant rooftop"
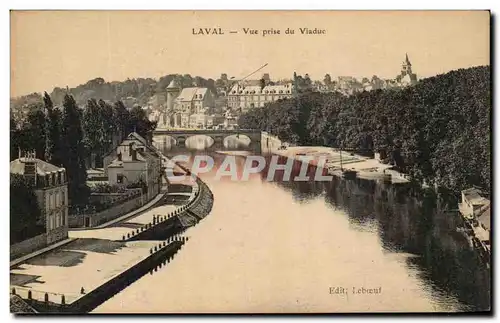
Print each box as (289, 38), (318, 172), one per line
(462, 187), (489, 206)
(10, 158), (64, 176)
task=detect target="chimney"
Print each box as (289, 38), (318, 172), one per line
(23, 151), (37, 186)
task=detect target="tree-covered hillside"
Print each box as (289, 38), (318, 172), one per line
(10, 74), (221, 111)
(239, 66), (491, 194)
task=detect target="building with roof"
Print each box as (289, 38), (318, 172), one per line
(227, 82), (294, 113)
(105, 132), (162, 200)
(395, 53), (418, 86)
(163, 79), (216, 128)
(10, 154), (69, 247)
(459, 187), (490, 219)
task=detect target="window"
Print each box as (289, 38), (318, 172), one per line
(117, 174), (124, 184)
(62, 210), (66, 226)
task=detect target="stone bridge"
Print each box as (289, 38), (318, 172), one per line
(152, 129), (262, 153)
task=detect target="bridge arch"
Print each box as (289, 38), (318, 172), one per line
(153, 129), (262, 153)
(223, 134), (252, 150)
(184, 135), (215, 150)
(152, 135), (177, 151)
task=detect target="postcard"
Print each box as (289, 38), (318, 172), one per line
(9, 10), (491, 314)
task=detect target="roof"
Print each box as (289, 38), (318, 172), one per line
(127, 132), (149, 147)
(477, 203), (491, 231)
(462, 187), (489, 206)
(176, 87), (209, 102)
(404, 53), (412, 66)
(167, 79), (181, 89)
(10, 158), (64, 176)
(10, 295), (37, 313)
(228, 83), (293, 95)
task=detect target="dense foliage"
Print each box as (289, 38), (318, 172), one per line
(10, 174), (44, 244)
(239, 66), (491, 194)
(10, 91), (156, 207)
(11, 74), (221, 111)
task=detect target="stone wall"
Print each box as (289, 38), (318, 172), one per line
(89, 189), (142, 205)
(68, 194), (146, 228)
(10, 233), (47, 260)
(46, 226), (68, 245)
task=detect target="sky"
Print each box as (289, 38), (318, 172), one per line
(10, 10), (490, 97)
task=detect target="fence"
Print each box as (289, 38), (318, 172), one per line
(121, 180), (201, 241)
(10, 286), (80, 306)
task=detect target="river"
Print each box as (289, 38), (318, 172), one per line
(94, 151), (490, 313)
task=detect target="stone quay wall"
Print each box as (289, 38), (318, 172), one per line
(10, 233), (48, 261)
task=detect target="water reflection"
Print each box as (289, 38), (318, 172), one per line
(96, 151), (489, 313)
(271, 172), (490, 311)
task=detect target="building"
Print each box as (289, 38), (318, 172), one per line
(189, 113), (215, 129)
(147, 93), (166, 109)
(459, 187), (490, 220)
(227, 83), (294, 113)
(164, 80), (216, 128)
(106, 132), (162, 200)
(321, 53), (419, 96)
(459, 187), (491, 254)
(10, 155), (69, 245)
(395, 53), (418, 86)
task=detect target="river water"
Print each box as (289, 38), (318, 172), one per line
(94, 151), (490, 313)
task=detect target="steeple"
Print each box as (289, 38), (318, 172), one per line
(401, 53), (413, 76)
(405, 53), (411, 66)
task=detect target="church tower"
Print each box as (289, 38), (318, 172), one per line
(401, 53), (413, 77)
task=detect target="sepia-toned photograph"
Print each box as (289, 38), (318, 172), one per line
(9, 10), (491, 314)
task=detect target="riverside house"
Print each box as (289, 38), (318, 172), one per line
(105, 132), (162, 201)
(10, 154), (69, 258)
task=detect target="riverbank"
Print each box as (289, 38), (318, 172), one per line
(10, 164), (215, 313)
(269, 146), (411, 184)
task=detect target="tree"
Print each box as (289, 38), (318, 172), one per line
(21, 105), (47, 160)
(10, 174), (44, 244)
(113, 100), (131, 142)
(82, 99), (105, 168)
(98, 99), (116, 156)
(61, 94), (89, 205)
(44, 92), (64, 166)
(128, 106), (157, 143)
(10, 117), (21, 161)
(239, 66), (491, 194)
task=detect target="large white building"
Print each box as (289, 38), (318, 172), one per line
(10, 156), (69, 245)
(227, 83), (294, 113)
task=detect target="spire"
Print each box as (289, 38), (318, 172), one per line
(405, 53), (411, 66)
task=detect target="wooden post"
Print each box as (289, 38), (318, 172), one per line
(45, 293), (49, 303)
(61, 295), (66, 305)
